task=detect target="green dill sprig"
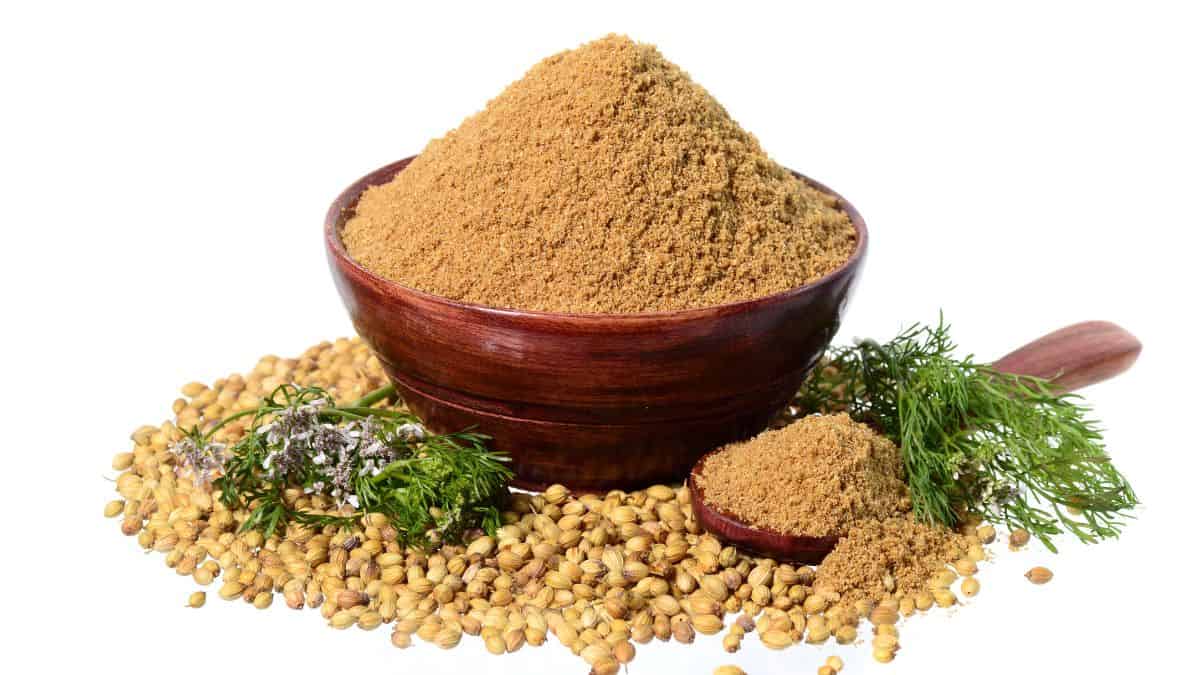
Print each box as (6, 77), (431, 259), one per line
(175, 384), (511, 545)
(795, 316), (1137, 551)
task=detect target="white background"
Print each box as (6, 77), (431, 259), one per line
(3, 2), (1197, 673)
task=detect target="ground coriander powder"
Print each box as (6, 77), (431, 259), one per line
(814, 516), (968, 605)
(694, 413), (909, 538)
(342, 34), (857, 314)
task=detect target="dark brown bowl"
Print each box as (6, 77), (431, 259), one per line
(325, 157), (868, 490)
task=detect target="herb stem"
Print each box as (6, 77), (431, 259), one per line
(200, 408), (260, 441)
(350, 384), (397, 409)
(201, 385), (398, 440)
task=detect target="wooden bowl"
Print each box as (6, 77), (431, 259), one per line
(689, 449), (839, 563)
(325, 157), (868, 490)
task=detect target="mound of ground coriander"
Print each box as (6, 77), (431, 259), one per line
(814, 516), (968, 606)
(694, 413), (909, 538)
(342, 34), (857, 314)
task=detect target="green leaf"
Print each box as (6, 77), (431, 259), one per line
(795, 316), (1137, 548)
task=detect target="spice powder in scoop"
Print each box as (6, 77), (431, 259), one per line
(693, 413), (909, 538)
(342, 34), (857, 314)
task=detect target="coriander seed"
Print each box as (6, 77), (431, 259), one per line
(961, 577), (980, 597)
(1010, 529), (1031, 549)
(1025, 567), (1053, 585)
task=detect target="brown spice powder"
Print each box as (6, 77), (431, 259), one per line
(342, 34), (857, 314)
(694, 414), (908, 538)
(814, 516), (967, 605)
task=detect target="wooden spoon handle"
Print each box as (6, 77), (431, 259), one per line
(990, 321), (1141, 392)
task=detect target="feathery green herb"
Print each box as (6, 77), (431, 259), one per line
(795, 317), (1136, 550)
(175, 384), (511, 545)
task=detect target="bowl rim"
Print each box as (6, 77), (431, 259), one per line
(325, 156), (868, 322)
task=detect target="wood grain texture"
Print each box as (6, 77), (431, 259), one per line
(689, 320), (1142, 562)
(326, 157), (869, 490)
(991, 321), (1142, 392)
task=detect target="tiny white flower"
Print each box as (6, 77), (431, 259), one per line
(398, 423), (426, 442)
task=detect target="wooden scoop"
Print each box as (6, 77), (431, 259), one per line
(688, 321), (1142, 563)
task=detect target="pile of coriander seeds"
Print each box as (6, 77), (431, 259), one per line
(105, 337), (1020, 674)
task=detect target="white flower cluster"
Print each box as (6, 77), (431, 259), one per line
(979, 477), (1022, 511)
(258, 399), (328, 483)
(254, 399), (427, 508)
(954, 454), (1022, 512)
(172, 435), (227, 485)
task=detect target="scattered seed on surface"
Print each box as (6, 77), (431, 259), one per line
(592, 656), (619, 675)
(873, 633), (899, 651)
(723, 632), (742, 653)
(1025, 567), (1053, 585)
(761, 629), (793, 650)
(1010, 529), (1031, 549)
(869, 604), (899, 626)
(106, 333), (1018, 674)
(961, 577), (980, 597)
(485, 634), (506, 655)
(933, 589), (957, 607)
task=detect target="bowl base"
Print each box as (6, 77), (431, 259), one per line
(395, 377), (801, 491)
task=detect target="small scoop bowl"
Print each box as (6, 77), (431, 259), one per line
(688, 320), (1142, 563)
